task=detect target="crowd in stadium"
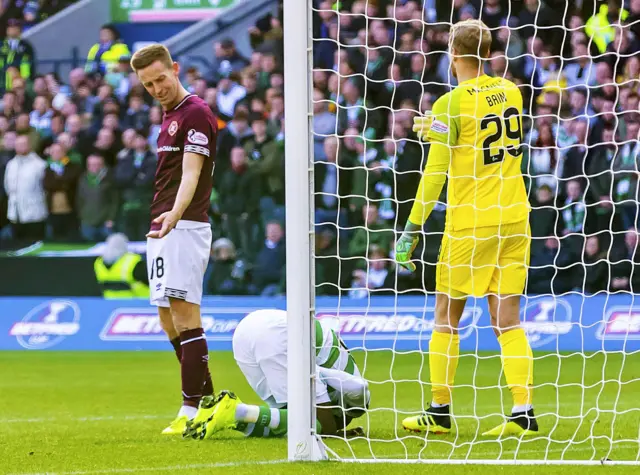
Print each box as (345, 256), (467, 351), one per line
(0, 0), (639, 296)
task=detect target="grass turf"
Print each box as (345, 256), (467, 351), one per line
(0, 350), (639, 474)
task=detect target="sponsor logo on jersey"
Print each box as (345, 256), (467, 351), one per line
(596, 308), (640, 340)
(316, 307), (481, 341)
(168, 121), (178, 136)
(100, 309), (241, 341)
(430, 119), (449, 134)
(9, 300), (80, 349)
(157, 145), (181, 153)
(520, 298), (572, 348)
(187, 129), (209, 146)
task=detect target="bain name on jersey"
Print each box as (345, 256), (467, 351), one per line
(485, 91), (507, 107)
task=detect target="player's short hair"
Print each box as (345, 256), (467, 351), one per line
(450, 19), (492, 60)
(130, 44), (173, 72)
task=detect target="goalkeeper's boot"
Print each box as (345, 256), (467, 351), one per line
(161, 415), (189, 436)
(199, 390), (242, 440)
(402, 405), (451, 434)
(482, 408), (539, 437)
(182, 394), (218, 439)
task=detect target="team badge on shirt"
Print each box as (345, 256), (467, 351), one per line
(187, 129), (209, 146)
(168, 121), (179, 136)
(430, 119), (449, 134)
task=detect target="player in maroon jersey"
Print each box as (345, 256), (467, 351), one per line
(130, 44), (217, 435)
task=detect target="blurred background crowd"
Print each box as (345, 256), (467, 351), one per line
(0, 0), (639, 297)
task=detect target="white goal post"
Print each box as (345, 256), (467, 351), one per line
(284, 0), (640, 466)
(283, 0), (326, 462)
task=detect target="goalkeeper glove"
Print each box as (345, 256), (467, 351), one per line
(412, 113), (433, 141)
(395, 221), (421, 272)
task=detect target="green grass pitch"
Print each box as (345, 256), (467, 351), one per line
(0, 350), (638, 474)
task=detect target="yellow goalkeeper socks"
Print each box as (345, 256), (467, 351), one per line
(498, 328), (534, 410)
(429, 331), (460, 406)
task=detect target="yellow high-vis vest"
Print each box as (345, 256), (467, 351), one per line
(585, 4), (629, 53)
(94, 253), (149, 299)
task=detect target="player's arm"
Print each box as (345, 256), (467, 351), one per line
(396, 96), (458, 271)
(147, 152), (205, 238)
(172, 151), (204, 218)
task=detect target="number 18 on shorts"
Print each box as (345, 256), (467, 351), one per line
(146, 223), (212, 308)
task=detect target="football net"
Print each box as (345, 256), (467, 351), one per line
(284, 0), (640, 465)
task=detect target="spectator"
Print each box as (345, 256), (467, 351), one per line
(313, 88), (337, 161)
(266, 90), (284, 138)
(205, 238), (247, 296)
(0, 130), (17, 232)
(0, 19), (35, 92)
(29, 95), (54, 137)
(85, 24), (130, 76)
(314, 136), (351, 237)
(93, 127), (118, 166)
(113, 133), (155, 241)
(76, 153), (116, 242)
(216, 71), (246, 122)
(586, 0), (629, 54)
(527, 236), (576, 294)
(587, 125), (618, 234)
(1, 90), (21, 120)
(315, 225), (340, 295)
(348, 202), (395, 266)
(56, 132), (83, 165)
(348, 244), (394, 298)
(3, 134), (47, 242)
(249, 220), (286, 296)
(147, 106), (162, 152)
(613, 121), (640, 230)
(122, 94), (149, 131)
(217, 146), (262, 260)
(579, 235), (609, 294)
(244, 113), (284, 221)
(563, 41), (597, 88)
(15, 112), (40, 151)
(94, 232), (149, 298)
(610, 229), (640, 292)
(523, 123), (562, 197)
(214, 38), (249, 79)
(43, 142), (81, 241)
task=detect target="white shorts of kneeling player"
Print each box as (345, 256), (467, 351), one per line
(232, 309), (370, 415)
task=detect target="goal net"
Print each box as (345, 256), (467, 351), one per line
(284, 0), (640, 465)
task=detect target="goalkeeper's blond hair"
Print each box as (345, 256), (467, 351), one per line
(450, 19), (492, 60)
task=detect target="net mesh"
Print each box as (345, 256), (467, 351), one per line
(309, 0), (640, 463)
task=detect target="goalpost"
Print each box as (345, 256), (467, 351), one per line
(284, 0), (640, 465)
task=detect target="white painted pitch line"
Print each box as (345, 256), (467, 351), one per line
(0, 415), (171, 424)
(8, 459), (289, 475)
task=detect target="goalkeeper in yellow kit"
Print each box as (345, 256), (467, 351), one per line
(397, 19), (537, 437)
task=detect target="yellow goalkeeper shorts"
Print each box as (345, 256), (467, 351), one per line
(436, 219), (530, 298)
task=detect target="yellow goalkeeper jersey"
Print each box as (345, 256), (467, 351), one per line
(426, 74), (529, 231)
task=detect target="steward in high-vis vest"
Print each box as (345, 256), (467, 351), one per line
(94, 233), (149, 298)
(585, 0), (629, 54)
(85, 24), (130, 76)
(0, 19), (35, 93)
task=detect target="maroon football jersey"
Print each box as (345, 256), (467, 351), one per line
(150, 94), (217, 231)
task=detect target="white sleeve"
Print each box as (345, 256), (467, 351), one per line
(315, 376), (331, 405)
(317, 365), (370, 413)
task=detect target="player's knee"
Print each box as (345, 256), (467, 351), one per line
(169, 299), (202, 332)
(158, 307), (178, 339)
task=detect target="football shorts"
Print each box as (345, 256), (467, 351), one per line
(232, 309), (331, 408)
(436, 219), (530, 298)
(146, 220), (212, 307)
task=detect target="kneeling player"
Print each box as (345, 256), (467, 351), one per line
(185, 309), (370, 439)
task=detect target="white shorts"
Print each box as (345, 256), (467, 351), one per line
(146, 220), (212, 308)
(232, 309), (330, 408)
